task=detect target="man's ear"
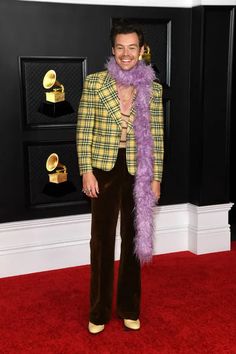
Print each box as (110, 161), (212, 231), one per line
(112, 47), (115, 55)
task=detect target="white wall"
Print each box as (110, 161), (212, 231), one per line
(19, 0), (236, 7)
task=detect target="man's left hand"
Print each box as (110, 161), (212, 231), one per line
(151, 180), (161, 202)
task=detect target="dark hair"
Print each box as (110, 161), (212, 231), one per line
(110, 19), (144, 48)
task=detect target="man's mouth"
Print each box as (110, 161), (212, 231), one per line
(121, 58), (132, 62)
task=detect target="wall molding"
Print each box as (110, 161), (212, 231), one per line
(0, 202), (233, 278)
(19, 0), (236, 7)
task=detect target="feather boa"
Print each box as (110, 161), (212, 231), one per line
(106, 57), (156, 264)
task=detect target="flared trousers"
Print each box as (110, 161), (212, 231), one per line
(90, 149), (141, 325)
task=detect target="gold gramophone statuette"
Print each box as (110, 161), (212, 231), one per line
(43, 70), (65, 103)
(46, 153), (68, 184)
(142, 44), (151, 65)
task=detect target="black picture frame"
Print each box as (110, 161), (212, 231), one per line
(19, 56), (87, 129)
(24, 141), (89, 209)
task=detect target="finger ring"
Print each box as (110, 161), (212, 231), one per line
(83, 188), (92, 194)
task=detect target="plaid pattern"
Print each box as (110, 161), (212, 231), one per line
(76, 70), (164, 181)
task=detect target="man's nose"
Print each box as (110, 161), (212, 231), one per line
(123, 47), (129, 55)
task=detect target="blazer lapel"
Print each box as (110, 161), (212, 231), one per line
(127, 106), (135, 135)
(98, 74), (122, 129)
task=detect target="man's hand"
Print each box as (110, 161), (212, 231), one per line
(151, 180), (161, 202)
(82, 172), (99, 198)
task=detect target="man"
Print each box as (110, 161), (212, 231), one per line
(77, 19), (164, 334)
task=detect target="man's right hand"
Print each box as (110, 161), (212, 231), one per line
(82, 172), (99, 198)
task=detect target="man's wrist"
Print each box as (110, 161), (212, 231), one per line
(83, 170), (93, 175)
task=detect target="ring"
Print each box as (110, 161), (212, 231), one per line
(82, 188), (91, 194)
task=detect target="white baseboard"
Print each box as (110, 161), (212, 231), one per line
(0, 202), (233, 278)
(188, 203), (232, 254)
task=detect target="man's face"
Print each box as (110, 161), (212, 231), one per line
(112, 32), (144, 71)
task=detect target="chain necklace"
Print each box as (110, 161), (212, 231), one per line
(117, 84), (135, 114)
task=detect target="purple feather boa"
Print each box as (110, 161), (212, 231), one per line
(106, 57), (156, 264)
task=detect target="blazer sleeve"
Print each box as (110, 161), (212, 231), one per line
(150, 83), (164, 182)
(76, 76), (95, 175)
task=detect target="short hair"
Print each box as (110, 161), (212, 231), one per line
(110, 19), (145, 48)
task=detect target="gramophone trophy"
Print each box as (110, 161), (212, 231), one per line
(142, 43), (160, 82)
(142, 44), (151, 65)
(43, 70), (65, 103)
(42, 152), (76, 197)
(46, 153), (68, 184)
(38, 69), (74, 117)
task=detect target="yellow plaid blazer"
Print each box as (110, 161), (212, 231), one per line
(76, 70), (164, 181)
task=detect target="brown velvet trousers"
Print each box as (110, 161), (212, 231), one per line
(90, 149), (141, 325)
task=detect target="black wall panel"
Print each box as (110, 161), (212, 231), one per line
(0, 1), (234, 223)
(201, 7), (232, 204)
(189, 6), (234, 206)
(229, 16), (236, 235)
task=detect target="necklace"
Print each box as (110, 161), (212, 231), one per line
(106, 56), (156, 264)
(117, 85), (135, 101)
(117, 85), (135, 115)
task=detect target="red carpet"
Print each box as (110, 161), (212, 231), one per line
(0, 243), (236, 354)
